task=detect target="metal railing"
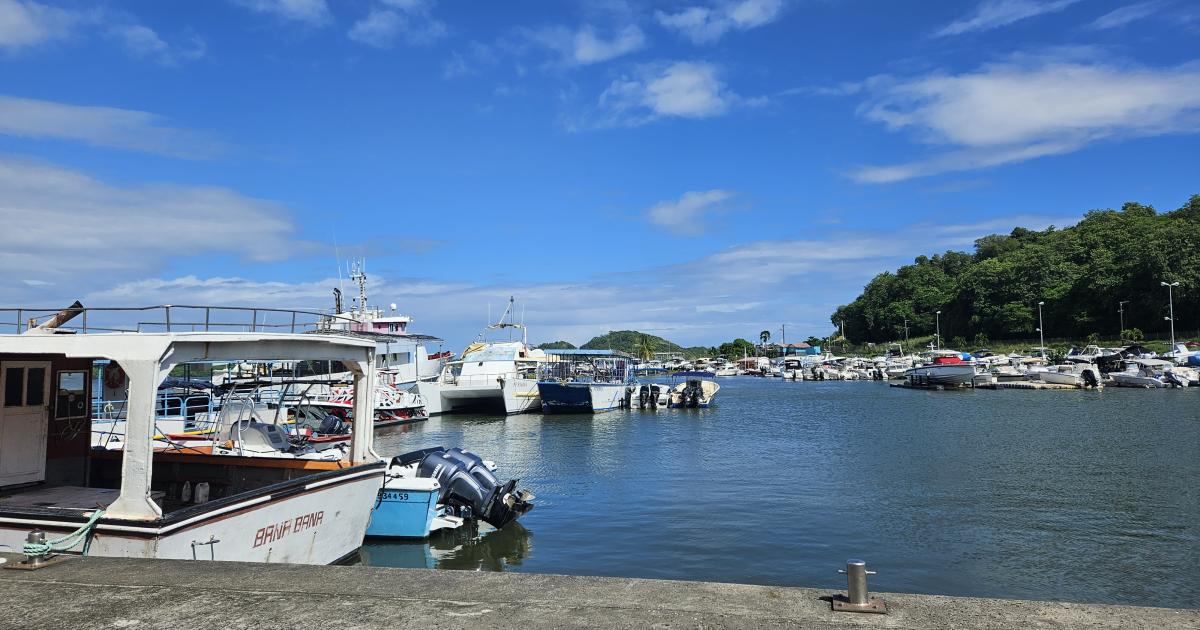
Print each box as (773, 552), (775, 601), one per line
(0, 305), (362, 335)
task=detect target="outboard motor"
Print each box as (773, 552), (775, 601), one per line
(1082, 369), (1099, 388)
(1164, 370), (1186, 388)
(414, 447), (534, 529)
(638, 385), (649, 408)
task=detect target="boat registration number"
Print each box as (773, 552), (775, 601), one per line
(382, 491), (413, 501)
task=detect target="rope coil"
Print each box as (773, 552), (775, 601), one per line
(23, 510), (105, 557)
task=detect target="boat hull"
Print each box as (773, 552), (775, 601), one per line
(436, 377), (541, 415)
(538, 382), (629, 413)
(904, 364), (975, 388)
(366, 478), (440, 538)
(0, 462), (384, 564)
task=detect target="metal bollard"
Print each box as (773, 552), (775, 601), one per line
(831, 559), (887, 614)
(24, 530), (47, 567)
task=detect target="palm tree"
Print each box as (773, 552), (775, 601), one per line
(759, 330), (770, 346)
(637, 334), (655, 362)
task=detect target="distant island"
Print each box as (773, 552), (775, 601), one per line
(537, 330), (759, 360)
(832, 195), (1199, 345)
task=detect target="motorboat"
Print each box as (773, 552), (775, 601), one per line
(1108, 359), (1187, 388)
(537, 349), (632, 413)
(904, 351), (975, 388)
(367, 447), (533, 538)
(668, 371), (720, 407)
(1038, 363), (1103, 388)
(0, 303), (385, 565)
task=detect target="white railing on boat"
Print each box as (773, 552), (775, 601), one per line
(0, 305), (361, 335)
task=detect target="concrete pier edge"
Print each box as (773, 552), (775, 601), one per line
(1, 553), (1195, 629)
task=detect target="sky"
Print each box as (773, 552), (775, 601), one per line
(1, 0), (1198, 349)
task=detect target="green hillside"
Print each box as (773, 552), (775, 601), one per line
(581, 330), (688, 356)
(833, 195), (1200, 344)
(536, 341), (577, 350)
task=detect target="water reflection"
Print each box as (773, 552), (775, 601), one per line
(360, 521), (532, 571)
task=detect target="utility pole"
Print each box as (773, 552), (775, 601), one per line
(1118, 300), (1129, 340)
(780, 324), (786, 346)
(903, 317), (909, 355)
(1162, 281), (1179, 353)
(1037, 301), (1046, 358)
(935, 310), (941, 349)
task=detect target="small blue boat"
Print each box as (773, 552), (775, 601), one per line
(366, 475), (443, 538)
(366, 447), (534, 538)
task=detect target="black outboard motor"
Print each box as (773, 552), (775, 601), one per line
(1082, 368), (1099, 388)
(414, 447), (534, 529)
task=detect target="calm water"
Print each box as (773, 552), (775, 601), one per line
(363, 378), (1200, 608)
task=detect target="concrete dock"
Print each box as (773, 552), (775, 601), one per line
(1, 553), (1196, 629)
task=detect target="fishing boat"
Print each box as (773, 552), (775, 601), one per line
(537, 349), (632, 413)
(0, 303), (384, 565)
(1038, 363), (1103, 388)
(668, 371), (720, 407)
(430, 298), (543, 415)
(904, 351), (975, 388)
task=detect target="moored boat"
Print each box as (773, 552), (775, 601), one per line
(904, 351), (975, 388)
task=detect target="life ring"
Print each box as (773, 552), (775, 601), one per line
(103, 363), (125, 390)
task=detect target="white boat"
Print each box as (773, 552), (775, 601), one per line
(668, 372), (720, 407)
(424, 297), (543, 415)
(1038, 363), (1103, 388)
(0, 305), (385, 565)
(904, 351), (975, 388)
(1108, 359), (1184, 388)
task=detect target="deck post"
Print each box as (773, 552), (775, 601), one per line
(105, 359), (165, 521)
(350, 353), (376, 464)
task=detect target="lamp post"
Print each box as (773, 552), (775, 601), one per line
(935, 310), (941, 349)
(1118, 300), (1129, 340)
(903, 317), (909, 354)
(1161, 281), (1179, 352)
(1037, 301), (1045, 358)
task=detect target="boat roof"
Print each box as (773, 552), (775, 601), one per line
(543, 348), (633, 358)
(0, 331), (374, 364)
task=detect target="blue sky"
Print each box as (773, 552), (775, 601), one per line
(1, 0), (1198, 348)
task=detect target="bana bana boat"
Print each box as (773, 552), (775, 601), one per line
(0, 306), (385, 565)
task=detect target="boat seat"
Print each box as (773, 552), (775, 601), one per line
(224, 420), (290, 452)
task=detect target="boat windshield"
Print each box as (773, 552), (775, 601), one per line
(462, 346), (520, 362)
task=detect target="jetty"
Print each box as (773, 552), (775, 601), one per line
(1, 553), (1195, 629)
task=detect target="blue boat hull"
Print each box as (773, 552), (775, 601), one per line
(366, 487), (440, 538)
(537, 382), (593, 414)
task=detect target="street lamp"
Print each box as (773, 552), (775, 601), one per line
(1037, 301), (1045, 358)
(935, 310), (941, 349)
(903, 317), (910, 354)
(1161, 281), (1179, 353)
(1118, 300), (1129, 340)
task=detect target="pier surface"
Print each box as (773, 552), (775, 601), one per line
(1, 553), (1195, 629)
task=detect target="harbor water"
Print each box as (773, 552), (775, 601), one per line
(364, 377), (1199, 609)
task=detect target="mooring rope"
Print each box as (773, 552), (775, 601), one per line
(22, 510), (105, 557)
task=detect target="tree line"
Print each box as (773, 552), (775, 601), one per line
(832, 195), (1200, 345)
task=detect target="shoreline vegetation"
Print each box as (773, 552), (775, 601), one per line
(831, 195), (1199, 346)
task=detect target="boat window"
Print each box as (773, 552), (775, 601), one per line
(4, 367), (22, 407)
(25, 367), (45, 406)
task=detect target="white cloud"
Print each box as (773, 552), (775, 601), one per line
(656, 0), (784, 44)
(0, 95), (224, 158)
(599, 61), (750, 126)
(525, 24), (645, 66)
(936, 0), (1081, 36)
(348, 1), (445, 48)
(852, 57), (1200, 182)
(1089, 1), (1164, 29)
(53, 210), (1083, 347)
(0, 0), (83, 49)
(107, 24), (206, 66)
(0, 156), (314, 298)
(229, 0), (330, 25)
(647, 190), (735, 235)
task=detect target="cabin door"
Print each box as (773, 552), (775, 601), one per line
(0, 361), (51, 487)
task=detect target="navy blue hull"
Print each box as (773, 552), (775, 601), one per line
(537, 382), (592, 414)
